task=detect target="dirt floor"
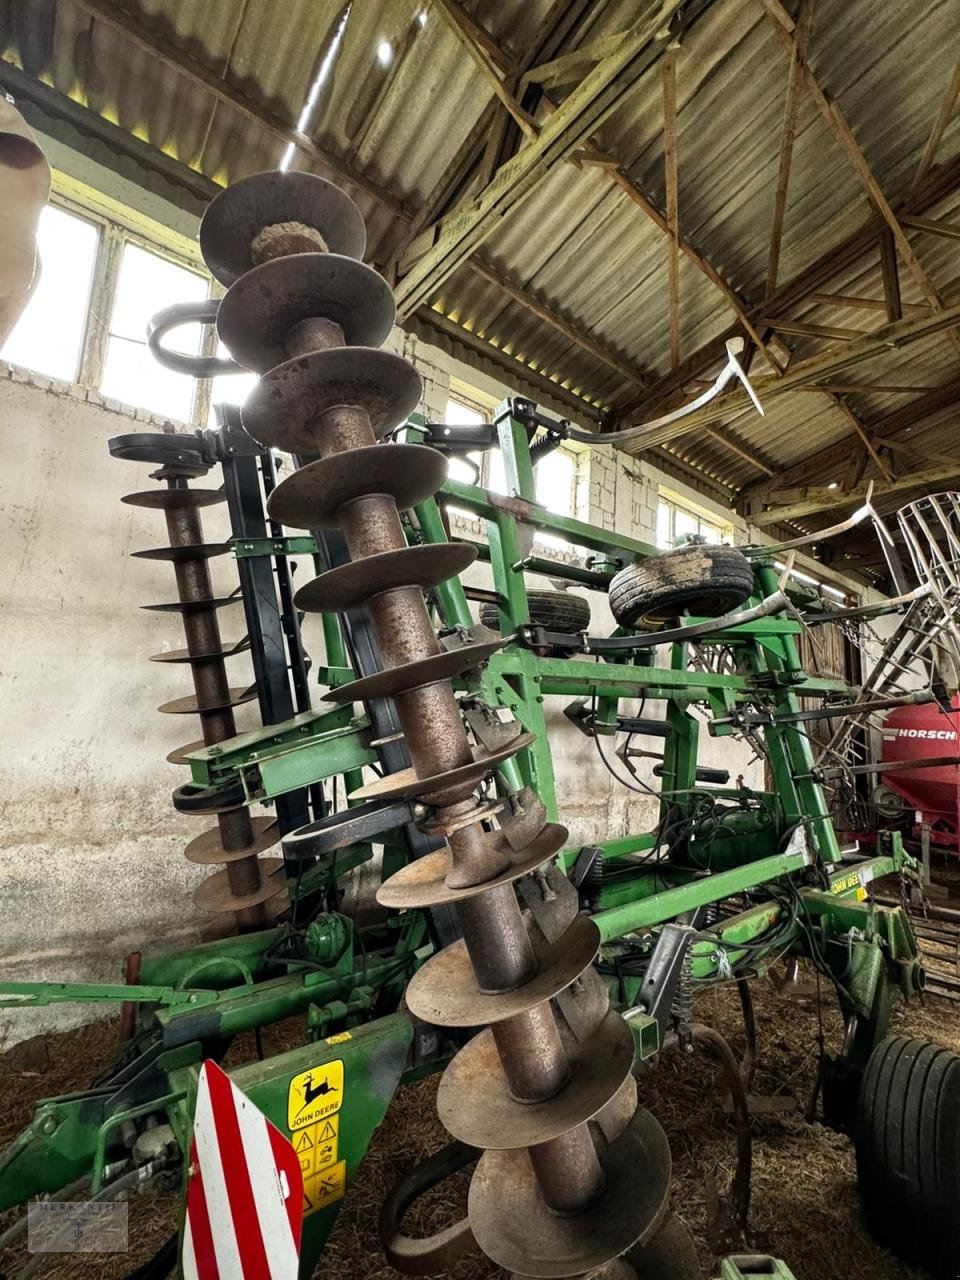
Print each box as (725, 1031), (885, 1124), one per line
(1, 974), (957, 1280)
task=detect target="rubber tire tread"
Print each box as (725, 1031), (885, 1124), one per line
(856, 1034), (960, 1273)
(607, 544), (753, 629)
(479, 589), (591, 635)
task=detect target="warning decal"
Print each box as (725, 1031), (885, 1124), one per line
(302, 1160), (347, 1216)
(287, 1060), (344, 1130)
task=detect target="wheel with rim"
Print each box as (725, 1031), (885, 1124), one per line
(608, 544), (754, 630)
(855, 1034), (960, 1274)
(479, 589), (591, 635)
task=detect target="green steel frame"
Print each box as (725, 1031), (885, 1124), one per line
(0, 401), (923, 1277)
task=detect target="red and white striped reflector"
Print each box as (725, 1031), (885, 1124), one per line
(183, 1060), (303, 1280)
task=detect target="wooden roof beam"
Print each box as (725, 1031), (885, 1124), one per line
(625, 149), (960, 421)
(765, 0), (812, 300)
(663, 51), (680, 369)
(467, 257), (651, 390)
(393, 1), (692, 321)
(68, 0), (410, 220)
(621, 296), (960, 452)
(752, 460), (960, 526)
(743, 376), (960, 501)
(825, 394), (893, 482)
(808, 293), (928, 318)
(912, 58), (960, 194)
(761, 5), (960, 359)
(432, 0), (539, 139)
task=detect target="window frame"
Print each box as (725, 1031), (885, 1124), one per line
(5, 185), (217, 426)
(656, 486), (734, 549)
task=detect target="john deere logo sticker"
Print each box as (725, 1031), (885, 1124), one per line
(287, 1060), (344, 1130)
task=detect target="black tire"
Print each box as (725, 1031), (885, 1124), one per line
(479, 589), (591, 635)
(608, 544), (753, 629)
(856, 1035), (960, 1274)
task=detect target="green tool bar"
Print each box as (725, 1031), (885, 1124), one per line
(438, 476), (659, 560)
(183, 706), (376, 801)
(0, 982), (218, 1009)
(157, 953), (421, 1041)
(593, 849), (811, 942)
(232, 536), (318, 558)
(487, 651), (849, 698)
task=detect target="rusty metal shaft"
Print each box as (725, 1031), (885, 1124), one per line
(201, 169), (668, 1277)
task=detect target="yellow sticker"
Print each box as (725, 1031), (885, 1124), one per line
(325, 1031), (352, 1045)
(292, 1115), (339, 1183)
(831, 872), (862, 895)
(302, 1159), (347, 1217)
(287, 1060), (344, 1130)
(856, 886), (867, 901)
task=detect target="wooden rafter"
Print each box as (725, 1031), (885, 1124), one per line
(663, 51), (681, 369)
(467, 257), (650, 390)
(878, 226), (902, 323)
(522, 32), (628, 92)
(393, 1), (691, 320)
(743, 377), (960, 502)
(68, 0), (410, 219)
(757, 317), (867, 341)
(753, 460), (960, 525)
(606, 168), (778, 368)
(660, 55), (686, 373)
(431, 0), (514, 73)
(900, 214), (960, 243)
(702, 426), (777, 477)
(912, 59), (960, 194)
(402, 2), (780, 373)
(622, 297), (960, 451)
(766, 0), (812, 300)
(809, 293), (926, 318)
(432, 0), (539, 139)
(760, 7), (960, 358)
(824, 394), (893, 482)
(626, 151), (960, 422)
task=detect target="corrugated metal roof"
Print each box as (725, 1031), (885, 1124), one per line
(3, 0), (960, 527)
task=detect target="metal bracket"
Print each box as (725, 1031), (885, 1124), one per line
(232, 535), (318, 559)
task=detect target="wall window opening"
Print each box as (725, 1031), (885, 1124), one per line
(1, 204), (99, 382)
(100, 242), (207, 422)
(656, 488), (733, 549)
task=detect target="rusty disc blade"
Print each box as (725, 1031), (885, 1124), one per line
(122, 488), (225, 510)
(242, 346), (422, 454)
(377, 822), (567, 910)
(267, 444), (447, 530)
(324, 639), (504, 704)
(218, 253), (395, 373)
(157, 685), (257, 714)
(295, 543), (477, 613)
(167, 738), (205, 765)
(132, 543), (231, 562)
(622, 1217), (701, 1280)
(200, 170), (366, 286)
(142, 595), (241, 614)
(193, 859), (287, 912)
(184, 817), (280, 865)
(149, 639), (250, 663)
(468, 1107), (671, 1278)
(438, 1011), (635, 1150)
(350, 732), (536, 805)
(404, 914), (599, 1027)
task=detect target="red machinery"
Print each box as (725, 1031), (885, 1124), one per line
(877, 695), (960, 850)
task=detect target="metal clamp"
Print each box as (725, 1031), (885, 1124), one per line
(147, 299), (243, 379)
